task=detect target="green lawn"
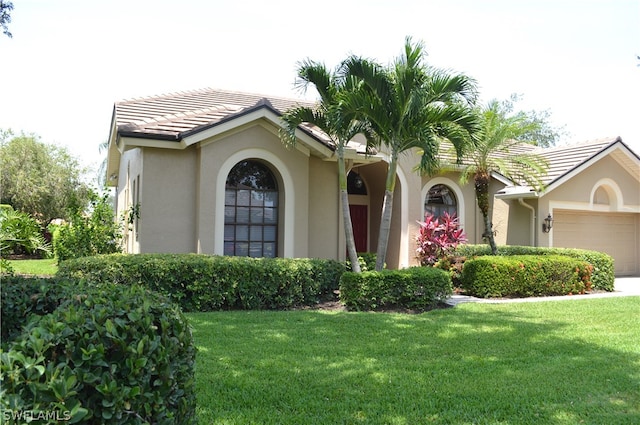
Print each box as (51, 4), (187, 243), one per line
(188, 298), (640, 424)
(5, 258), (57, 276)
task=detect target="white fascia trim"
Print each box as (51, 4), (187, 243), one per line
(543, 142), (639, 196)
(214, 148), (295, 258)
(119, 136), (185, 150)
(490, 171), (515, 186)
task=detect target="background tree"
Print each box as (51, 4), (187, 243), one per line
(456, 99), (551, 254)
(344, 37), (479, 271)
(0, 130), (90, 224)
(280, 60), (373, 272)
(496, 94), (566, 147)
(0, 0), (13, 38)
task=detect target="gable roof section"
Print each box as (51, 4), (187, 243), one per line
(537, 136), (640, 194)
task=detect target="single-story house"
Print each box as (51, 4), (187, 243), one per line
(106, 88), (640, 276)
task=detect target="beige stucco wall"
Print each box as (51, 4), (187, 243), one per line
(139, 147), (198, 253)
(308, 157), (340, 259)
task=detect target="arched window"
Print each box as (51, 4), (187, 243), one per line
(347, 170), (367, 195)
(224, 160), (278, 258)
(424, 184), (457, 218)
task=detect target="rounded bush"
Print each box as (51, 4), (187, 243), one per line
(340, 267), (452, 311)
(460, 255), (593, 298)
(1, 278), (196, 424)
(453, 244), (614, 291)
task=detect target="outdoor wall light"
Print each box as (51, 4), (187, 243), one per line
(353, 172), (364, 189)
(542, 213), (553, 233)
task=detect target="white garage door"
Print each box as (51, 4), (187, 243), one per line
(554, 210), (639, 276)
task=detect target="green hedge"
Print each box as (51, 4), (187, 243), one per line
(340, 267), (452, 311)
(453, 245), (614, 291)
(1, 277), (196, 424)
(57, 254), (346, 312)
(460, 255), (593, 298)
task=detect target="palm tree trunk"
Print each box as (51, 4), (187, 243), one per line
(474, 171), (497, 255)
(338, 154), (361, 273)
(374, 154), (398, 271)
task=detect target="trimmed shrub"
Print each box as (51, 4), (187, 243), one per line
(453, 244), (614, 291)
(340, 267), (452, 311)
(57, 254), (346, 312)
(460, 255), (593, 298)
(0, 277), (73, 343)
(1, 277), (196, 424)
(347, 252), (378, 272)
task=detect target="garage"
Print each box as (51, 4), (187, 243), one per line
(553, 209), (639, 276)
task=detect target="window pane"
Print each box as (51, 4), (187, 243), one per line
(224, 241), (234, 256)
(236, 225), (249, 241)
(224, 206), (235, 223)
(264, 192), (278, 207)
(251, 190), (264, 206)
(264, 226), (276, 241)
(264, 208), (277, 224)
(250, 226), (262, 241)
(263, 242), (276, 258)
(225, 190), (236, 206)
(224, 225), (234, 241)
(250, 207), (263, 223)
(237, 190), (251, 206)
(249, 242), (262, 257)
(236, 242), (249, 257)
(236, 207), (250, 223)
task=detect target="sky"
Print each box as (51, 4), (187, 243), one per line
(1, 0), (639, 180)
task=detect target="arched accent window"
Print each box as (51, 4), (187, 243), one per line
(424, 184), (457, 218)
(224, 160), (278, 258)
(347, 170), (367, 195)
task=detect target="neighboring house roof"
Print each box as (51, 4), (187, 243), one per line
(494, 136), (640, 198)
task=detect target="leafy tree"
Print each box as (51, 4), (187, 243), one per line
(0, 0), (12, 38)
(280, 60), (373, 272)
(51, 190), (123, 261)
(0, 206), (51, 257)
(0, 130), (90, 224)
(457, 99), (550, 254)
(343, 37), (479, 271)
(496, 94), (566, 148)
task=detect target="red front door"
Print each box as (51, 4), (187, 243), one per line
(349, 205), (368, 253)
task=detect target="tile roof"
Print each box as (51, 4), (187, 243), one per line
(113, 87), (338, 145)
(112, 88), (636, 190)
(533, 136), (623, 186)
(438, 136), (632, 188)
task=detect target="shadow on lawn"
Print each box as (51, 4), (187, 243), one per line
(190, 301), (640, 424)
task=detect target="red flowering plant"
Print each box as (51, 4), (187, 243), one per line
(416, 212), (467, 267)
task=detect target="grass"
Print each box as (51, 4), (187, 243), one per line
(5, 258), (58, 276)
(188, 297), (640, 424)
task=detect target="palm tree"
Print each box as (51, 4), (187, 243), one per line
(457, 99), (549, 254)
(280, 60), (373, 272)
(343, 37), (479, 271)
